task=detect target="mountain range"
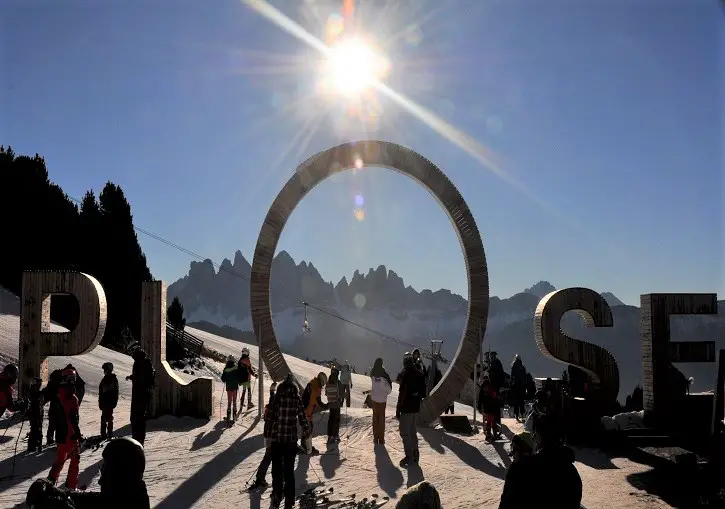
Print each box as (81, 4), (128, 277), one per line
(167, 250), (723, 401)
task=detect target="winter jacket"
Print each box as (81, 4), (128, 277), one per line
(26, 478), (151, 509)
(510, 360), (527, 389)
(130, 354), (155, 397)
(325, 379), (343, 409)
(98, 373), (119, 410)
(237, 355), (256, 384)
(268, 379), (311, 443)
(56, 385), (82, 444)
(396, 364), (426, 414)
(489, 358), (505, 389)
(479, 383), (500, 414)
(75, 372), (86, 405)
(339, 365), (352, 386)
(302, 377), (327, 418)
(221, 361), (239, 391)
(370, 375), (392, 404)
(28, 384), (45, 421)
(0, 372), (15, 412)
(498, 445), (581, 509)
(262, 390), (276, 439)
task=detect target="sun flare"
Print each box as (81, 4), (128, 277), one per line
(319, 36), (390, 98)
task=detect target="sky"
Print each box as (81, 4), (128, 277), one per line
(2, 0), (723, 306)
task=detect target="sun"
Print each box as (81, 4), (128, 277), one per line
(319, 36), (390, 98)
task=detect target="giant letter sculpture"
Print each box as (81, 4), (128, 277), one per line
(640, 293), (717, 426)
(19, 271), (107, 397)
(534, 288), (619, 409)
(250, 140), (489, 425)
(141, 281), (213, 419)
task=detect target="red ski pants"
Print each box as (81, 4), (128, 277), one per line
(49, 441), (80, 489)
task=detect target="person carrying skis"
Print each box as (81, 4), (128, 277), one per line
(27, 436), (151, 509)
(300, 372), (328, 455)
(339, 361), (352, 408)
(267, 374), (311, 509)
(221, 355), (239, 423)
(238, 347), (257, 410)
(246, 381), (278, 492)
(47, 367), (84, 490)
(28, 377), (45, 452)
(99, 362), (119, 440)
(325, 366), (343, 443)
(127, 349), (155, 444)
(396, 353), (426, 467)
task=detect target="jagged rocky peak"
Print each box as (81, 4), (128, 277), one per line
(601, 292), (625, 307)
(189, 259), (216, 278)
(220, 258), (233, 271)
(524, 281), (556, 298)
(233, 250), (250, 269)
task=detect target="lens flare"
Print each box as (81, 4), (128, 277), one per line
(354, 207), (365, 221)
(354, 194), (364, 206)
(319, 36), (390, 98)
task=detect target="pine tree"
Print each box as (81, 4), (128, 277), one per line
(168, 297), (186, 331)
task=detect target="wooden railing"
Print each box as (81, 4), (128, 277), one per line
(166, 322), (204, 357)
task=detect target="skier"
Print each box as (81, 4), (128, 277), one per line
(369, 357), (392, 445)
(221, 355), (239, 423)
(99, 362), (119, 440)
(300, 372), (328, 454)
(0, 363), (27, 419)
(127, 349), (155, 444)
(47, 367), (84, 490)
(479, 375), (501, 441)
(339, 361), (352, 408)
(325, 365), (343, 443)
(237, 347), (257, 410)
(44, 368), (63, 445)
(27, 377), (45, 452)
(26, 436), (150, 509)
(396, 352), (426, 467)
(246, 381), (277, 491)
(62, 364), (86, 405)
(267, 374), (311, 509)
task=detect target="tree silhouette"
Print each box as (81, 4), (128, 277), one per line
(168, 297), (186, 331)
(0, 146), (153, 352)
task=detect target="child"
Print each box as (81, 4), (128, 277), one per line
(325, 366), (343, 443)
(221, 355), (239, 423)
(99, 362), (119, 440)
(48, 367), (83, 490)
(479, 376), (501, 441)
(525, 390), (549, 447)
(237, 348), (257, 410)
(27, 377), (45, 452)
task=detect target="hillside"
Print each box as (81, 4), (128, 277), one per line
(0, 299), (676, 508)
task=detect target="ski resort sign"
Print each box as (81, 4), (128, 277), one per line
(18, 272), (213, 419)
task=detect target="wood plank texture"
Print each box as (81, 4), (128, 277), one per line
(534, 288), (619, 408)
(142, 281), (213, 419)
(19, 271), (107, 397)
(250, 140), (489, 425)
(640, 293), (718, 426)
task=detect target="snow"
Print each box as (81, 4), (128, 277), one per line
(0, 313), (674, 508)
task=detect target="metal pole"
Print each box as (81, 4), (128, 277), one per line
(258, 322), (264, 420)
(473, 322), (484, 427)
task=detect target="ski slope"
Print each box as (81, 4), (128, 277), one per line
(0, 311), (673, 508)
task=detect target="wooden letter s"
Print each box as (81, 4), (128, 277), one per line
(534, 287), (619, 407)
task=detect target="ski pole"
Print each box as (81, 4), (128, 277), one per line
(7, 412), (26, 480)
(1, 412), (16, 438)
(219, 385), (224, 421)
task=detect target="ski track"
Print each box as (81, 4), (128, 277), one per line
(0, 315), (674, 508)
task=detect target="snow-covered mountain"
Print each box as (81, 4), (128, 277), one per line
(166, 250), (723, 401)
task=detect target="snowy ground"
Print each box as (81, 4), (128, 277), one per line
(0, 314), (674, 508)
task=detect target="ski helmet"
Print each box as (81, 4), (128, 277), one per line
(102, 362), (113, 373)
(101, 437), (145, 484)
(317, 372), (328, 386)
(227, 354), (236, 363)
(241, 347), (250, 356)
(403, 355), (415, 369)
(61, 367), (77, 385)
(2, 363), (19, 382)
